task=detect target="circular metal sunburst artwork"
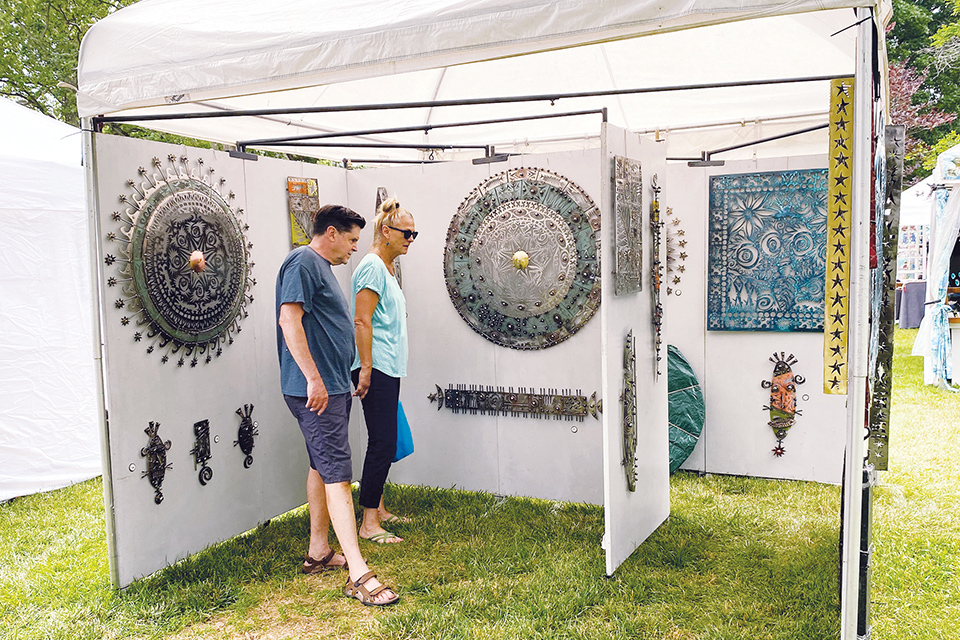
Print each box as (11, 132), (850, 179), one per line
(444, 168), (601, 350)
(104, 154), (255, 365)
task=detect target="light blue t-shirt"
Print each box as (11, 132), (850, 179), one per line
(351, 253), (408, 378)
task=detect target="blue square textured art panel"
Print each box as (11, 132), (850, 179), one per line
(708, 169), (828, 331)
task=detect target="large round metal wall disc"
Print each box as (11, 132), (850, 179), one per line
(444, 168), (601, 350)
(104, 154), (254, 366)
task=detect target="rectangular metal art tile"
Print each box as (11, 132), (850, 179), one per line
(613, 156), (642, 295)
(287, 176), (319, 247)
(707, 169), (828, 331)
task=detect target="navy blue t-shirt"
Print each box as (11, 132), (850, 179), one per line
(276, 246), (354, 396)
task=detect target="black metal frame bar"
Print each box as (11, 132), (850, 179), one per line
(236, 108), (607, 151)
(91, 74), (846, 126)
(667, 122), (830, 164)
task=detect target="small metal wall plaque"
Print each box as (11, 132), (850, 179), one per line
(234, 404), (258, 468)
(190, 419), (214, 485)
(761, 353), (805, 457)
(613, 156), (642, 296)
(140, 421), (172, 504)
(287, 176), (319, 247)
(428, 384), (601, 421)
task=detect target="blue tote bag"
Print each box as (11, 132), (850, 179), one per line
(394, 401), (414, 462)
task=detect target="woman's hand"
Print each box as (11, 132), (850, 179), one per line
(353, 366), (372, 399)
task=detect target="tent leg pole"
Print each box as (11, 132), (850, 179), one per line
(840, 8), (874, 639)
(81, 119), (120, 589)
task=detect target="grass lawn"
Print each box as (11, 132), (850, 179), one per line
(1, 328), (955, 639)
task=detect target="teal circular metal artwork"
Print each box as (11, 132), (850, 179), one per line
(667, 345), (705, 473)
(444, 168), (601, 350)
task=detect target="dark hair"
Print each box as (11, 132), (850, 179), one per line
(313, 204), (366, 235)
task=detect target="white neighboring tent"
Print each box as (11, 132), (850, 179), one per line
(0, 98), (100, 501)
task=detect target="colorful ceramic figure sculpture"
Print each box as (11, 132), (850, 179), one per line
(761, 352), (805, 457)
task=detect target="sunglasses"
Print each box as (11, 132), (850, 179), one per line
(386, 225), (419, 240)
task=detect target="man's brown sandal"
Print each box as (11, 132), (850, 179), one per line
(343, 571), (399, 607)
(301, 549), (348, 574)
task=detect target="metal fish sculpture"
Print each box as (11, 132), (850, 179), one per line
(761, 352), (805, 457)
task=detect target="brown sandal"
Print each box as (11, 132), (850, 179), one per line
(301, 549), (348, 574)
(344, 571), (399, 607)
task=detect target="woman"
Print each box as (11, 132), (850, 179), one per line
(352, 198), (416, 544)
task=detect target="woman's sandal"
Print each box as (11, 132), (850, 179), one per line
(301, 549), (348, 574)
(361, 530), (402, 544)
(380, 514), (412, 526)
(344, 571), (399, 607)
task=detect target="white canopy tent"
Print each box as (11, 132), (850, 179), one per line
(77, 1), (889, 635)
(0, 98), (100, 501)
(77, 0), (886, 163)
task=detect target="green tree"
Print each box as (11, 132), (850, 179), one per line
(0, 0), (136, 126)
(888, 0), (960, 182)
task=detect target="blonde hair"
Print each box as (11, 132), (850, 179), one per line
(373, 198), (412, 245)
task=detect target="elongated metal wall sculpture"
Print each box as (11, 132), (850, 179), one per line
(823, 77), (856, 394)
(707, 168), (828, 332)
(444, 168), (601, 350)
(613, 156), (643, 296)
(190, 419), (214, 486)
(287, 176), (319, 247)
(140, 421), (172, 504)
(234, 404), (258, 468)
(868, 124), (905, 470)
(428, 384), (601, 421)
(761, 353), (805, 457)
(664, 207), (688, 296)
(651, 175), (664, 377)
(621, 330), (638, 491)
(104, 154), (255, 366)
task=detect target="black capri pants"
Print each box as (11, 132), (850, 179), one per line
(351, 367), (400, 509)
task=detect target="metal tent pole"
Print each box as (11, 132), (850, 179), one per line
(840, 8), (874, 639)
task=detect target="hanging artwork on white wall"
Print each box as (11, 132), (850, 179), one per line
(707, 169), (828, 332)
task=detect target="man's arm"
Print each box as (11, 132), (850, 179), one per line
(278, 302), (328, 413)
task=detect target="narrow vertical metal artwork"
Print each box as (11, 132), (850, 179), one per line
(621, 330), (638, 491)
(868, 125), (905, 470)
(613, 156), (642, 295)
(823, 78), (855, 394)
(650, 175), (664, 377)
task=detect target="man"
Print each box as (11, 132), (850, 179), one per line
(276, 204), (398, 607)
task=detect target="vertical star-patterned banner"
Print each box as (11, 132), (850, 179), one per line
(823, 77), (855, 394)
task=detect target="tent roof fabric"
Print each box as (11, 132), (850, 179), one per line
(77, 0), (877, 117)
(77, 0), (889, 162)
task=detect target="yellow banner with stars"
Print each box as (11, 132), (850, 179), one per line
(823, 77), (854, 395)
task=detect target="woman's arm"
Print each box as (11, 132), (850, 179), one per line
(353, 287), (380, 398)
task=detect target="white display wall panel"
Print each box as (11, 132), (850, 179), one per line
(345, 151), (608, 505)
(663, 155), (846, 484)
(599, 124), (670, 575)
(91, 134), (348, 587)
